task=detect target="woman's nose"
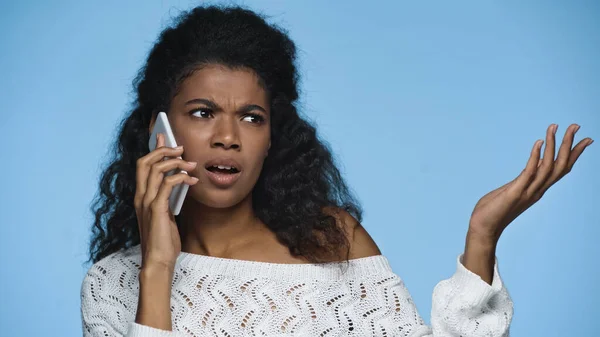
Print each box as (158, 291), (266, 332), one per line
(211, 120), (240, 150)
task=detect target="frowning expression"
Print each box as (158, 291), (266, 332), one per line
(162, 64), (271, 208)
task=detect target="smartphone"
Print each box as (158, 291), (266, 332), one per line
(148, 112), (189, 216)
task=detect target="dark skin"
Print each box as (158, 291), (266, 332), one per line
(464, 123), (593, 283)
(165, 64), (281, 262)
(135, 64), (379, 330)
(153, 64), (377, 263)
(134, 63), (592, 330)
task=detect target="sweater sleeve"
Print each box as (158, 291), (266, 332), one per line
(405, 253), (513, 337)
(80, 265), (187, 337)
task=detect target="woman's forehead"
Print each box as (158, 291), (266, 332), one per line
(174, 65), (268, 105)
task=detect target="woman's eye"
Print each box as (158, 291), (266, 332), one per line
(191, 108), (212, 118)
(243, 114), (265, 124)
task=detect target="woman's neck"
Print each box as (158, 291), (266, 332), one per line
(178, 195), (265, 258)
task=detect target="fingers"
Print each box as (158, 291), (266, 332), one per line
(543, 124), (579, 188)
(513, 123), (593, 202)
(511, 139), (544, 195)
(134, 133), (184, 209)
(567, 137), (593, 172)
(526, 124), (557, 197)
(152, 172), (199, 213)
(143, 158), (198, 208)
(157, 130), (165, 148)
(535, 124), (593, 193)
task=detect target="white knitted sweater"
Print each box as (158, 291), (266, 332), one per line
(80, 244), (513, 336)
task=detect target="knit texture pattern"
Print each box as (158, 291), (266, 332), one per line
(81, 245), (513, 336)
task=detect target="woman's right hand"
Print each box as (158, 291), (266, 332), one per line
(134, 133), (199, 270)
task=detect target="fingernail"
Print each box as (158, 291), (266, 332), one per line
(176, 145), (183, 150)
(575, 125), (581, 133)
(188, 161), (197, 166)
(190, 177), (199, 183)
(553, 124), (558, 134)
(589, 139), (594, 145)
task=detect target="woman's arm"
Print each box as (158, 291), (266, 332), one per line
(349, 249), (512, 337)
(462, 229), (497, 284)
(80, 259), (183, 337)
(428, 251), (513, 337)
(134, 263), (175, 330)
(340, 209), (512, 337)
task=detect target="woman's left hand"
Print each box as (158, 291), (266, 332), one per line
(468, 123), (593, 245)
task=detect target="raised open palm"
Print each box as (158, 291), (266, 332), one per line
(468, 123), (593, 242)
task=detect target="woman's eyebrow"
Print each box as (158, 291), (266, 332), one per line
(185, 98), (267, 114)
(185, 98), (219, 109)
(239, 104), (267, 114)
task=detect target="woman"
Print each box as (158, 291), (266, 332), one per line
(80, 5), (592, 337)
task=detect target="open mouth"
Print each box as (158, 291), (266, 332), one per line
(204, 163), (242, 187)
(205, 165), (240, 174)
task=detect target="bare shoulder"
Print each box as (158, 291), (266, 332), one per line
(323, 207), (382, 259)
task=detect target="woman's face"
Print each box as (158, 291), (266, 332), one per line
(156, 64), (271, 208)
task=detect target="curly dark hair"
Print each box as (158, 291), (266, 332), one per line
(88, 5), (362, 265)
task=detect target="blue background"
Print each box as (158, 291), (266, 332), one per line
(0, 1), (598, 336)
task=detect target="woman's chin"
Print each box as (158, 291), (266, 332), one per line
(186, 187), (249, 209)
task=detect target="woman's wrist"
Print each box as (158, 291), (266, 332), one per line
(135, 264), (174, 330)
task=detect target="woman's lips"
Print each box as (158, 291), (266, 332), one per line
(204, 168), (241, 188)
